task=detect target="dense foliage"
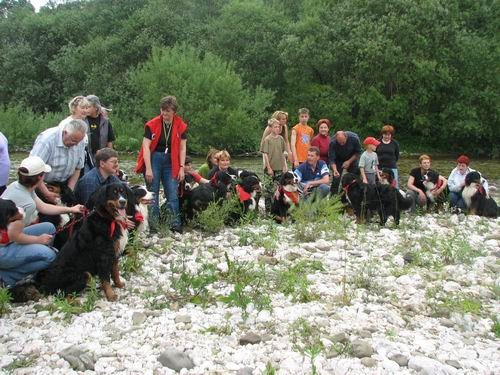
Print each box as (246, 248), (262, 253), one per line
(0, 0), (498, 156)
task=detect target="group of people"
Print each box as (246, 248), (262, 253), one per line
(0, 96), (492, 292)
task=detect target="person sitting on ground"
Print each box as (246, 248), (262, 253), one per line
(207, 150), (239, 179)
(30, 119), (87, 203)
(291, 108), (314, 169)
(184, 156), (209, 184)
(0, 198), (56, 293)
(407, 154), (447, 212)
(447, 155), (489, 210)
(311, 119), (331, 164)
(329, 130), (362, 193)
(197, 148), (219, 179)
(74, 148), (122, 206)
(0, 157), (84, 227)
(376, 124), (400, 188)
(359, 137), (381, 185)
(262, 118), (288, 212)
(85, 95), (116, 171)
(295, 147), (330, 199)
(0, 131), (10, 195)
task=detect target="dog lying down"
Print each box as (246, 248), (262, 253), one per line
(462, 171), (498, 218)
(37, 183), (130, 301)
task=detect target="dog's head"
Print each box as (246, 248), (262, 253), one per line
(117, 169), (129, 183)
(280, 171), (299, 192)
(183, 174), (199, 192)
(130, 185), (154, 205)
(46, 182), (77, 206)
(240, 174), (262, 196)
(423, 170), (440, 185)
(213, 171), (233, 188)
(0, 199), (24, 229)
(94, 183), (128, 220)
(465, 171), (481, 186)
(380, 168), (394, 185)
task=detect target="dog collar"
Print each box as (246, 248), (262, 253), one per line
(279, 186), (299, 205)
(110, 220), (127, 239)
(343, 180), (357, 194)
(236, 184), (251, 202)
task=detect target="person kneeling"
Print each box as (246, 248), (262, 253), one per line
(295, 147), (330, 199)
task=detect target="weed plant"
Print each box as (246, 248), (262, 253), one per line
(275, 260), (323, 303)
(121, 235), (146, 278)
(491, 316), (500, 338)
(290, 196), (343, 242)
(192, 195), (244, 233)
(289, 318), (324, 355)
(0, 287), (12, 316)
(4, 357), (36, 373)
(169, 262), (218, 306)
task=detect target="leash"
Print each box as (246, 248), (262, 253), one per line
(54, 208), (90, 237)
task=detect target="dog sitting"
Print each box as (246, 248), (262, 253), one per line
(341, 173), (412, 225)
(129, 185), (153, 233)
(462, 171), (498, 218)
(422, 169), (448, 210)
(235, 171), (262, 212)
(37, 183), (129, 301)
(271, 171), (300, 223)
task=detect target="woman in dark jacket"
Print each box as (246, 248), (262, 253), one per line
(376, 124), (400, 187)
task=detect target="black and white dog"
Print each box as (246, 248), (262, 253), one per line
(462, 171), (498, 218)
(271, 171), (300, 223)
(129, 185), (154, 233)
(235, 170), (262, 212)
(189, 170), (233, 216)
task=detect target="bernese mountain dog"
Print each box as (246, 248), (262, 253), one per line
(422, 169), (448, 210)
(341, 173), (412, 225)
(271, 171), (300, 223)
(462, 171), (498, 218)
(234, 171), (262, 213)
(188, 170), (233, 217)
(37, 183), (129, 301)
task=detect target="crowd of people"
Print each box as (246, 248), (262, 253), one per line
(0, 96), (493, 291)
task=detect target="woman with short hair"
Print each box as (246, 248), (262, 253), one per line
(376, 124), (400, 188)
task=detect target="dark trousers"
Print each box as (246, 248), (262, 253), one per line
(330, 162), (359, 195)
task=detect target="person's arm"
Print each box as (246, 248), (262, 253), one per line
(283, 125), (292, 162)
(263, 153), (273, 176)
(37, 182), (59, 203)
(67, 168), (81, 190)
(343, 138), (361, 169)
(394, 140), (400, 162)
(434, 175), (447, 195)
(282, 152), (288, 173)
(178, 139), (187, 181)
(7, 220), (52, 245)
(306, 174), (330, 188)
(107, 122), (115, 148)
(375, 165), (381, 182)
(329, 140), (339, 177)
(35, 196), (84, 216)
(360, 168), (367, 184)
(142, 138), (153, 183)
(290, 129), (299, 167)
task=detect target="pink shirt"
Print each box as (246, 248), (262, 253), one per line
(311, 134), (330, 163)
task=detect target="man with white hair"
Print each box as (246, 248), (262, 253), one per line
(30, 119), (87, 203)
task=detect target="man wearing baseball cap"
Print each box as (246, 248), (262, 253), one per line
(1, 156), (84, 227)
(359, 136), (381, 185)
(85, 95), (115, 171)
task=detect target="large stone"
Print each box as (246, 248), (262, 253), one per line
(132, 311), (147, 325)
(445, 360), (462, 369)
(237, 367), (254, 375)
(59, 345), (95, 371)
(351, 340), (374, 358)
(158, 349), (195, 372)
(360, 357), (377, 367)
(389, 353), (409, 367)
(174, 314), (192, 324)
(258, 255), (278, 265)
(330, 332), (349, 344)
(239, 332), (262, 345)
(408, 356), (457, 375)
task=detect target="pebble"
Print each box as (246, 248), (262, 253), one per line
(389, 353), (409, 367)
(351, 340), (374, 358)
(131, 311), (147, 325)
(59, 345), (95, 371)
(239, 332), (262, 345)
(408, 356), (457, 375)
(329, 332), (349, 344)
(157, 348), (195, 372)
(360, 357), (376, 367)
(258, 255), (279, 265)
(174, 314), (192, 324)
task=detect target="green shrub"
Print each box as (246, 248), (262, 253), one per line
(0, 287), (12, 316)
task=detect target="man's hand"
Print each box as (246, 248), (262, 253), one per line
(267, 167), (274, 176)
(45, 191), (60, 204)
(70, 204), (85, 214)
(341, 161), (351, 170)
(178, 168), (185, 182)
(145, 169), (154, 183)
(418, 190), (427, 203)
(333, 169), (340, 178)
(126, 218), (135, 230)
(293, 160), (299, 168)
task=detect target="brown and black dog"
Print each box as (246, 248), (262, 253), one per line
(37, 183), (129, 301)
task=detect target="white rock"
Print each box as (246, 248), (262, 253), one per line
(408, 356), (457, 375)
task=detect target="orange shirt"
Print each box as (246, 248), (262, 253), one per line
(292, 124), (314, 162)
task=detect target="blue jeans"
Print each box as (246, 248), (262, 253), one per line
(300, 182), (330, 200)
(449, 191), (466, 209)
(150, 151), (180, 227)
(0, 222), (56, 286)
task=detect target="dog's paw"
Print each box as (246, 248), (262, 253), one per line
(105, 292), (118, 302)
(114, 279), (125, 288)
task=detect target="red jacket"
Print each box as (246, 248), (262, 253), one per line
(134, 114), (188, 178)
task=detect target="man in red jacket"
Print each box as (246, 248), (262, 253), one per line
(135, 96), (187, 233)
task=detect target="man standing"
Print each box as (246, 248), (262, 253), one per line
(295, 147), (330, 199)
(329, 130), (362, 193)
(85, 95), (116, 170)
(74, 148), (121, 206)
(30, 119), (87, 203)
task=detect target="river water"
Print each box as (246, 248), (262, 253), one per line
(7, 153), (500, 201)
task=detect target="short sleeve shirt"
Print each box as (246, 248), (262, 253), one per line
(1, 181), (38, 226)
(262, 135), (286, 171)
(359, 151), (379, 174)
(292, 124), (314, 163)
(295, 160), (330, 184)
(410, 167), (426, 191)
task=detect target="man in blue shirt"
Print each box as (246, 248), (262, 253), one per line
(74, 148), (121, 206)
(329, 130), (362, 194)
(295, 147), (330, 199)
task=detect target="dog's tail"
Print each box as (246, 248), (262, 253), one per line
(397, 189), (413, 210)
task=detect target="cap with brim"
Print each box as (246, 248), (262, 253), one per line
(363, 137), (381, 147)
(19, 156), (52, 176)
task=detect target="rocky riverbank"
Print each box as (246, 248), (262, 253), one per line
(1, 213), (499, 374)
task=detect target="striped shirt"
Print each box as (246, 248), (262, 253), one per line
(30, 126), (85, 183)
